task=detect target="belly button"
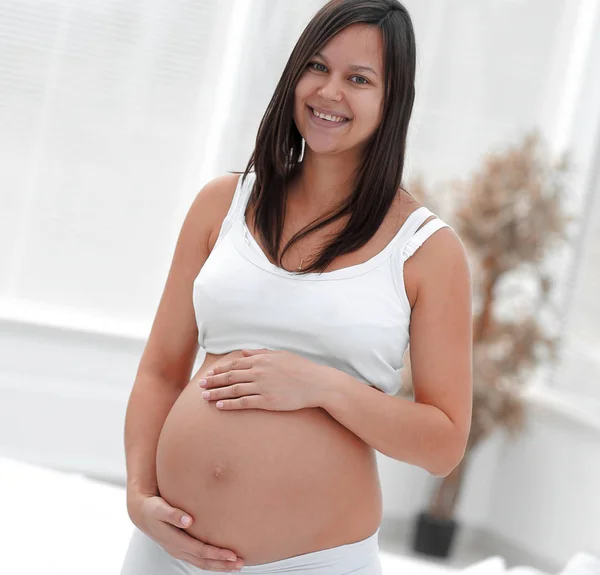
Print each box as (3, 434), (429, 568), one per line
(213, 465), (225, 479)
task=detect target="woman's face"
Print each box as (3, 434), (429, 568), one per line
(293, 23), (385, 158)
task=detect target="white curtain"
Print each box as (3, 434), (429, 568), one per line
(0, 0), (232, 330)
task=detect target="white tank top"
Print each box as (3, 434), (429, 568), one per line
(193, 172), (451, 395)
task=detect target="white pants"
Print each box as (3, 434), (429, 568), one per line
(121, 526), (382, 575)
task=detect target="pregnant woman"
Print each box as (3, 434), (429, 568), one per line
(121, 1), (473, 573)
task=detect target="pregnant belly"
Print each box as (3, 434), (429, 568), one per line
(155, 350), (382, 566)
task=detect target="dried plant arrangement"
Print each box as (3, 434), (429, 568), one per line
(402, 130), (576, 557)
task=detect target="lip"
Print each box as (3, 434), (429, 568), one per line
(307, 105), (351, 128)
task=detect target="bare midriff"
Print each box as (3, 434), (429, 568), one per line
(155, 349), (383, 566)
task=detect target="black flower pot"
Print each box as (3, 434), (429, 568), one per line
(412, 511), (458, 558)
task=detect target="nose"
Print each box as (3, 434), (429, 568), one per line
(317, 75), (343, 102)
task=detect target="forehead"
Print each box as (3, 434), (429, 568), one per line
(318, 24), (383, 72)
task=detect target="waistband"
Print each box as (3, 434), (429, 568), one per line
(239, 527), (381, 574)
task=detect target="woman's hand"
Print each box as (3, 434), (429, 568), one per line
(127, 491), (245, 572)
(198, 349), (326, 412)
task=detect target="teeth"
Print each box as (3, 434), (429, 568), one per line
(311, 107), (347, 123)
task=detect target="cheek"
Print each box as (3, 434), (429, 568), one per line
(294, 75), (313, 106)
(354, 95), (383, 133)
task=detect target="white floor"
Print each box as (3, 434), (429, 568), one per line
(0, 456), (594, 575)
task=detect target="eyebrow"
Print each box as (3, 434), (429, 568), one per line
(315, 52), (378, 77)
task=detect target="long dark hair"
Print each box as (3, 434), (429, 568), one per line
(242, 0), (416, 274)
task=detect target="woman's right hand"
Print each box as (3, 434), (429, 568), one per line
(128, 492), (245, 572)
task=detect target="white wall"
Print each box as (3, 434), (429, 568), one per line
(488, 398), (600, 567)
(1, 0), (600, 570)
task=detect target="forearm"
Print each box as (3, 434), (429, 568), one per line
(319, 367), (463, 477)
(123, 372), (182, 498)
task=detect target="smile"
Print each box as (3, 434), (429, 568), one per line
(308, 106), (351, 126)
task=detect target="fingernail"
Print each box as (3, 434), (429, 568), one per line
(202, 391), (210, 399)
(199, 379), (207, 387)
(216, 401), (224, 408)
(206, 369), (214, 376)
(181, 516), (191, 527)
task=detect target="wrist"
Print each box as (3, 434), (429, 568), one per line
(314, 365), (343, 411)
(127, 477), (158, 497)
(127, 482), (156, 505)
(126, 488), (155, 526)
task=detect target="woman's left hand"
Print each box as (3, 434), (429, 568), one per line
(198, 349), (325, 412)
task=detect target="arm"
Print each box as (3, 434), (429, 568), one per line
(124, 173), (240, 504)
(319, 228), (473, 477)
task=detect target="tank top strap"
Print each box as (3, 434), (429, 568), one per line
(397, 206), (436, 241)
(213, 171), (256, 248)
(401, 214), (451, 262)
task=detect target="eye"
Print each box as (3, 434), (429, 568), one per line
(308, 61), (327, 73)
(350, 75), (369, 85)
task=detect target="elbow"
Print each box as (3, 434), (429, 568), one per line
(428, 433), (468, 478)
(429, 457), (463, 478)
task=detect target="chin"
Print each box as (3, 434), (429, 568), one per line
(302, 131), (352, 155)
(304, 140), (340, 156)
(305, 138), (364, 158)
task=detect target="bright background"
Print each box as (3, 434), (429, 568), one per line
(1, 0), (600, 573)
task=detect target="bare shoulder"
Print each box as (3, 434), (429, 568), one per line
(412, 223), (471, 304)
(190, 172), (242, 251)
(392, 190), (468, 268)
(402, 207), (471, 308)
(198, 172), (241, 206)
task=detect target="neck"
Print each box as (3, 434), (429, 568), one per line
(293, 148), (361, 211)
